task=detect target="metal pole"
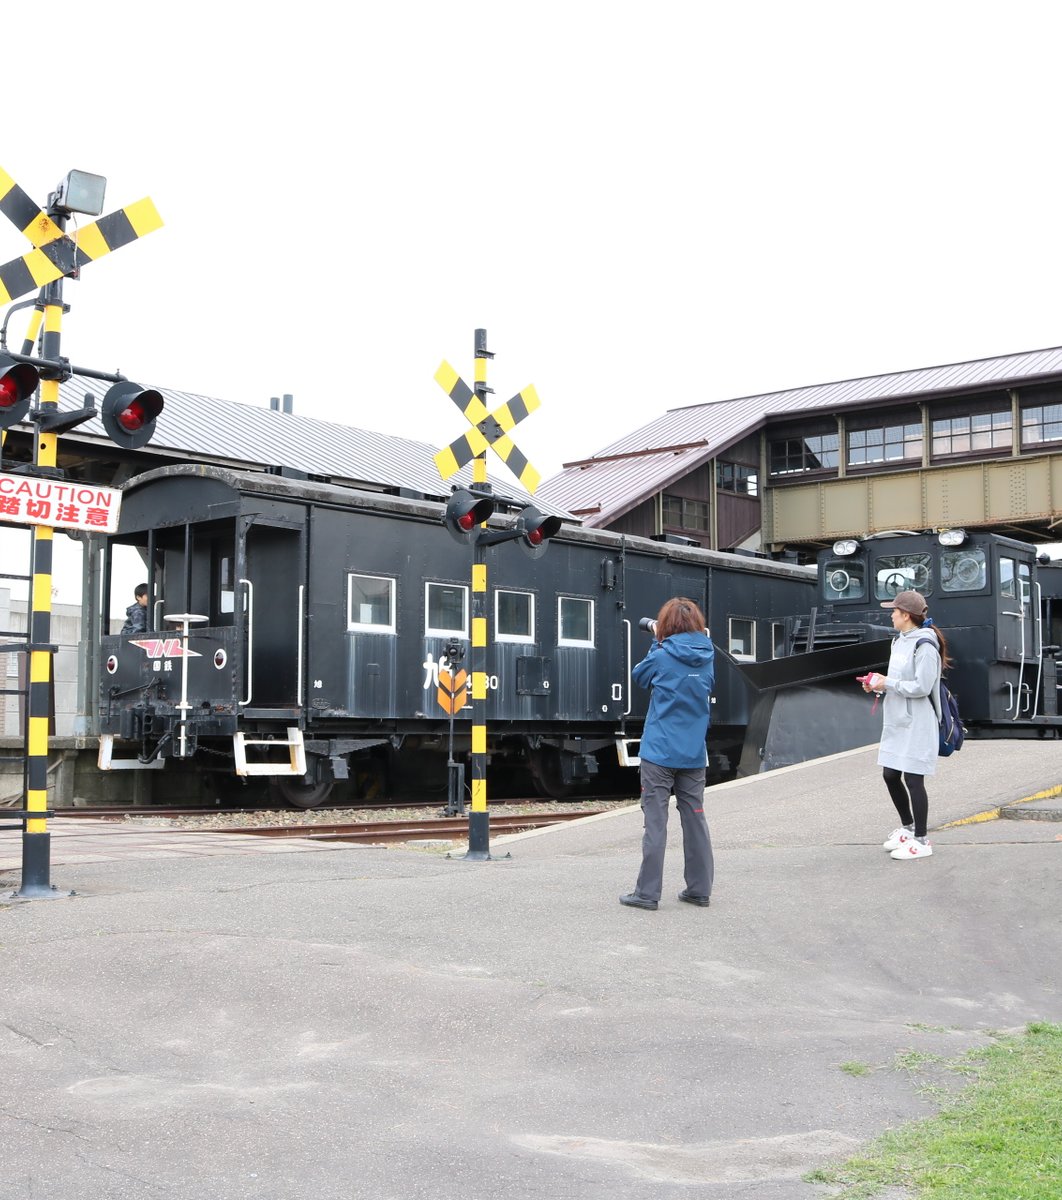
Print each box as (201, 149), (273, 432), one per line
(465, 328), (493, 859)
(15, 221), (70, 900)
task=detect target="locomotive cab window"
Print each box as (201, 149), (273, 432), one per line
(496, 590), (534, 643)
(875, 553), (931, 600)
(823, 558), (866, 601)
(941, 548), (987, 592)
(728, 617), (755, 662)
(558, 596), (594, 647)
(348, 574), (396, 633)
(426, 582), (468, 637)
(1000, 557), (1016, 599)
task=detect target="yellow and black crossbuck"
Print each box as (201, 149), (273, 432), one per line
(0, 167), (162, 305)
(433, 359), (542, 493)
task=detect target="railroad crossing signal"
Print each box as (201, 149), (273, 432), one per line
(0, 168), (162, 305)
(437, 666), (468, 716)
(444, 488), (496, 544)
(433, 360), (543, 493)
(101, 381), (165, 449)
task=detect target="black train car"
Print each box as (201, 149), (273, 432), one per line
(97, 465), (816, 806)
(738, 527), (1062, 772)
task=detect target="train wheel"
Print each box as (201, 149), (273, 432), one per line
(271, 777), (336, 810)
(528, 747), (579, 800)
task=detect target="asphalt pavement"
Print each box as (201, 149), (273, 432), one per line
(1, 739), (1060, 1200)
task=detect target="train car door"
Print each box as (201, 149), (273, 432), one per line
(239, 518), (305, 713)
(995, 547), (1038, 720)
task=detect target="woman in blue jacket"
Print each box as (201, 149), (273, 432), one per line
(621, 597), (716, 911)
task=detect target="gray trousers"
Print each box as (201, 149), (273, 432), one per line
(634, 759), (714, 903)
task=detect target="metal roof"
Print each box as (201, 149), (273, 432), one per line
(538, 344), (1062, 527)
(24, 374), (567, 515)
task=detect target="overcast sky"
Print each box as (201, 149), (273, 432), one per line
(4, 2), (1062, 605)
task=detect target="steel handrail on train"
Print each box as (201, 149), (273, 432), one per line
(297, 584), (305, 708)
(239, 578), (253, 706)
(1033, 581), (1044, 719)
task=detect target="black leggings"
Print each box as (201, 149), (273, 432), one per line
(882, 767), (928, 838)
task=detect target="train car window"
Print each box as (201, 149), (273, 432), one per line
(1000, 557), (1016, 599)
(940, 548), (987, 592)
(1019, 562), (1032, 606)
(771, 622), (786, 658)
(875, 554), (932, 600)
(496, 590), (534, 643)
(823, 557), (866, 600)
(347, 573), (396, 633)
(728, 617), (756, 662)
(426, 582), (468, 637)
(214, 553), (235, 616)
(558, 596), (594, 647)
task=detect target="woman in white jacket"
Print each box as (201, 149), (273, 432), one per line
(862, 589), (950, 861)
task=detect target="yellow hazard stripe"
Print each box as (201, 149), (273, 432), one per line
(472, 617), (486, 647)
(471, 777), (486, 811)
(472, 725), (486, 754)
(472, 563), (486, 591)
(0, 197), (162, 306)
(472, 671), (487, 700)
(0, 167), (65, 246)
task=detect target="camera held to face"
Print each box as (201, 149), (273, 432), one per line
(638, 617), (658, 635)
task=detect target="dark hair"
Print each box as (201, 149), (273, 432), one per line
(910, 613), (952, 671)
(655, 596), (707, 641)
(134, 583), (149, 599)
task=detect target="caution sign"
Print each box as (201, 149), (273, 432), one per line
(437, 667), (468, 715)
(0, 472), (121, 533)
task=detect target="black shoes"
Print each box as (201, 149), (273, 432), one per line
(619, 893), (658, 910)
(678, 889), (711, 907)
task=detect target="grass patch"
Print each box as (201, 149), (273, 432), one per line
(840, 1061), (873, 1077)
(808, 1022), (1062, 1198)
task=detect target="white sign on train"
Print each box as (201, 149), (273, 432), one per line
(0, 473), (122, 534)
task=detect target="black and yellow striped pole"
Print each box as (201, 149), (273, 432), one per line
(467, 328), (493, 859)
(16, 241), (67, 899)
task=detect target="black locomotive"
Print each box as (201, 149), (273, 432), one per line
(737, 527), (1062, 772)
(96, 464), (816, 806)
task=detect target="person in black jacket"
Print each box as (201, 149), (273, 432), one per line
(121, 583), (149, 635)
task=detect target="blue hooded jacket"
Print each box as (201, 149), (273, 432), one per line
(632, 630), (715, 769)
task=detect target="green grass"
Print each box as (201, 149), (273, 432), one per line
(808, 1022), (1062, 1198)
(840, 1061), (873, 1077)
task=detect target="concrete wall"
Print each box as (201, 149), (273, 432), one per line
(0, 588), (83, 738)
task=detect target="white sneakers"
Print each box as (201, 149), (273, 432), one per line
(883, 827), (914, 851)
(890, 838), (933, 860)
(883, 826), (933, 859)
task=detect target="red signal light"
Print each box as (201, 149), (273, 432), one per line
(116, 399), (148, 431)
(0, 354), (38, 428)
(527, 527), (544, 546)
(457, 511), (476, 532)
(0, 376), (19, 409)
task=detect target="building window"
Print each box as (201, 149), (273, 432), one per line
(558, 596), (594, 646)
(728, 617), (755, 661)
(768, 434), (839, 476)
(931, 411), (1012, 456)
(425, 582), (467, 637)
(847, 422), (923, 467)
(348, 574), (395, 632)
(716, 462), (759, 496)
(1021, 403), (1062, 446)
(662, 494), (709, 531)
(496, 590), (534, 642)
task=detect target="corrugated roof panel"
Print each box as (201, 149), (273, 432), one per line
(22, 375), (570, 517)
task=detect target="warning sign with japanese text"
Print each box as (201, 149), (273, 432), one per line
(0, 472), (122, 534)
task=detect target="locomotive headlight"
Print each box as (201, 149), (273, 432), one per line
(105, 654), (118, 674)
(938, 528), (967, 547)
(832, 538), (860, 556)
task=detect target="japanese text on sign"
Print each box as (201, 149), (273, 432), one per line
(0, 473), (122, 533)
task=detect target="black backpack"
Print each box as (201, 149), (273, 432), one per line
(916, 637), (965, 756)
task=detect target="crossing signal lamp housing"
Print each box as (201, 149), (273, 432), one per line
(516, 504), (562, 559)
(444, 488), (496, 543)
(101, 381), (164, 449)
(0, 353), (40, 430)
